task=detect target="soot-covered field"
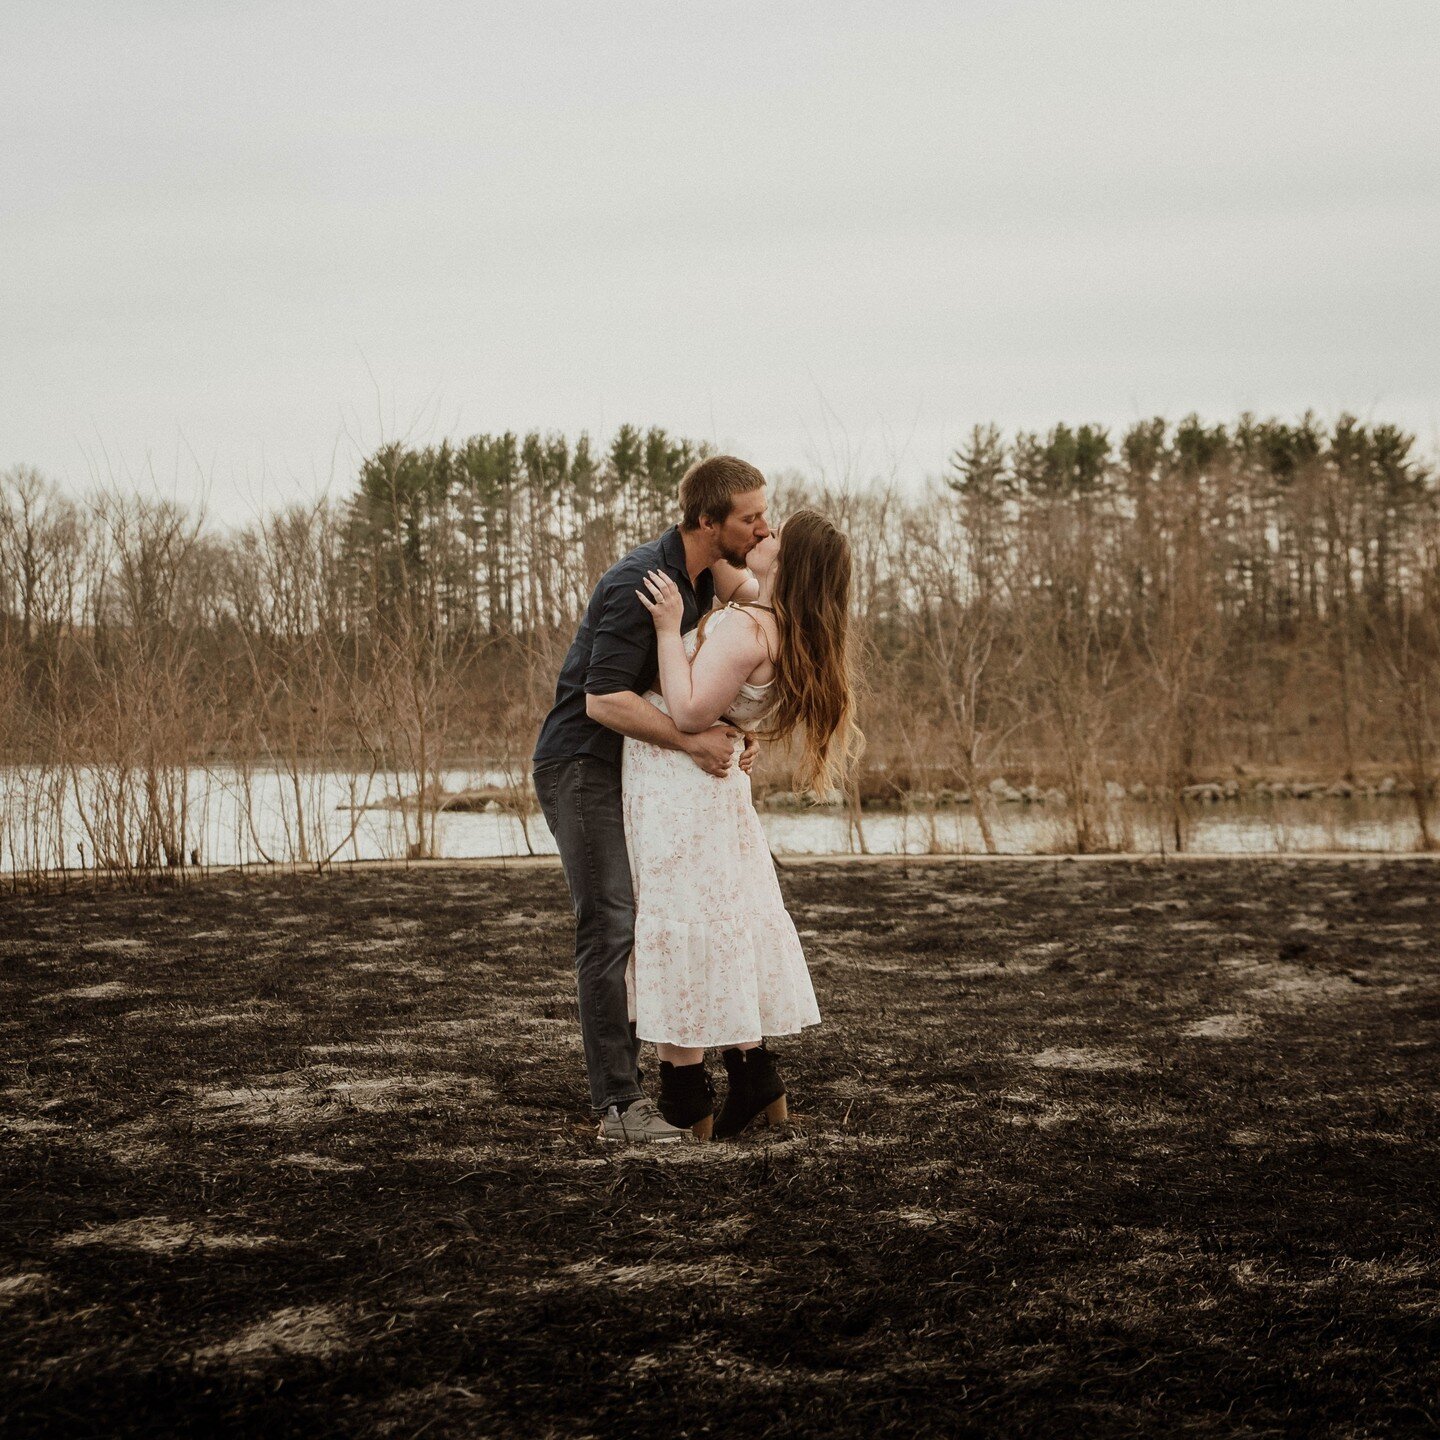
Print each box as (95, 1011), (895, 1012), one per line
(2, 857), (1438, 1438)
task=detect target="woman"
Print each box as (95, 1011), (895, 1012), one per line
(626, 508), (858, 1140)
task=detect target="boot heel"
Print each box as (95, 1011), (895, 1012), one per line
(763, 1095), (788, 1125)
(692, 1114), (714, 1142)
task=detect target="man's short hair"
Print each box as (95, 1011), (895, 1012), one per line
(678, 455), (767, 531)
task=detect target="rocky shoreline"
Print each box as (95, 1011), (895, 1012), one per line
(358, 772), (1433, 816)
(762, 773), (1431, 811)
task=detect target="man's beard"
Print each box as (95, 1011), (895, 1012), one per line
(719, 540), (752, 570)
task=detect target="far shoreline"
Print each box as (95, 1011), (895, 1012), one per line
(7, 847), (1440, 893)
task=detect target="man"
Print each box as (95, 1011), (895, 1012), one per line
(532, 456), (771, 1142)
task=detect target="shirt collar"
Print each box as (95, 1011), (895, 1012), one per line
(659, 525), (687, 574)
(659, 525), (714, 602)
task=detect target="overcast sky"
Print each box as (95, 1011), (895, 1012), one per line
(4, 1), (1438, 524)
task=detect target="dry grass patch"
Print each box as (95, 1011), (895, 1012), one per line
(196, 1083), (312, 1112)
(1239, 963), (1358, 1003)
(41, 981), (146, 1002)
(193, 1304), (352, 1367)
(1029, 1045), (1145, 1072)
(270, 1151), (364, 1172)
(556, 1258), (771, 1290)
(53, 1218), (273, 1255)
(176, 1010), (267, 1028)
(0, 1273), (51, 1302)
(323, 1073), (494, 1106)
(1181, 1013), (1262, 1039)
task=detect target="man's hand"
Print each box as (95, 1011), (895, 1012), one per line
(585, 691), (741, 773)
(738, 732), (759, 775)
(683, 724), (741, 777)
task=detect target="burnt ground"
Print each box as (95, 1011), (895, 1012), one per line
(1, 857), (1438, 1439)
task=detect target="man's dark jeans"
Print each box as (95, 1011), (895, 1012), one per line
(533, 757), (643, 1114)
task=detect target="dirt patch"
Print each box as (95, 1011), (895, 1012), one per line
(2, 858), (1437, 1438)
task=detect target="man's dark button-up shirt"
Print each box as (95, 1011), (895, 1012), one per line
(533, 527), (715, 769)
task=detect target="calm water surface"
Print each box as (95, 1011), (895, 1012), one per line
(1, 766), (1426, 871)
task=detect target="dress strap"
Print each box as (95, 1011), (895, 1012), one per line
(693, 608), (716, 654)
(721, 600), (777, 665)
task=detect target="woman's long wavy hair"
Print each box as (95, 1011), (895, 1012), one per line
(762, 508), (862, 795)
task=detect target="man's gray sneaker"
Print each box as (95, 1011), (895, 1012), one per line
(597, 1097), (695, 1144)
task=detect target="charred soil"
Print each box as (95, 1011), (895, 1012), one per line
(2, 859), (1438, 1437)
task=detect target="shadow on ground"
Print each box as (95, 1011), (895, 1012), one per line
(2, 858), (1438, 1437)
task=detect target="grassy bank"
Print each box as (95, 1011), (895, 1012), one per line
(2, 860), (1437, 1436)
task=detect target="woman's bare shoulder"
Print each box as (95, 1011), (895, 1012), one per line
(728, 604), (778, 662)
(710, 560), (759, 604)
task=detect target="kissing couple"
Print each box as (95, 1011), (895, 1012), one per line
(532, 455), (857, 1143)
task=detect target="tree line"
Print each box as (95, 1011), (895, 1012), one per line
(1, 412), (1436, 878)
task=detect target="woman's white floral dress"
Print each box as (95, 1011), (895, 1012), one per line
(621, 607), (821, 1048)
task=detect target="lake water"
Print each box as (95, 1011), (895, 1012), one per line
(0, 765), (1428, 873)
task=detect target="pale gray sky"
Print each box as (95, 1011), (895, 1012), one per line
(4, 1), (1439, 523)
